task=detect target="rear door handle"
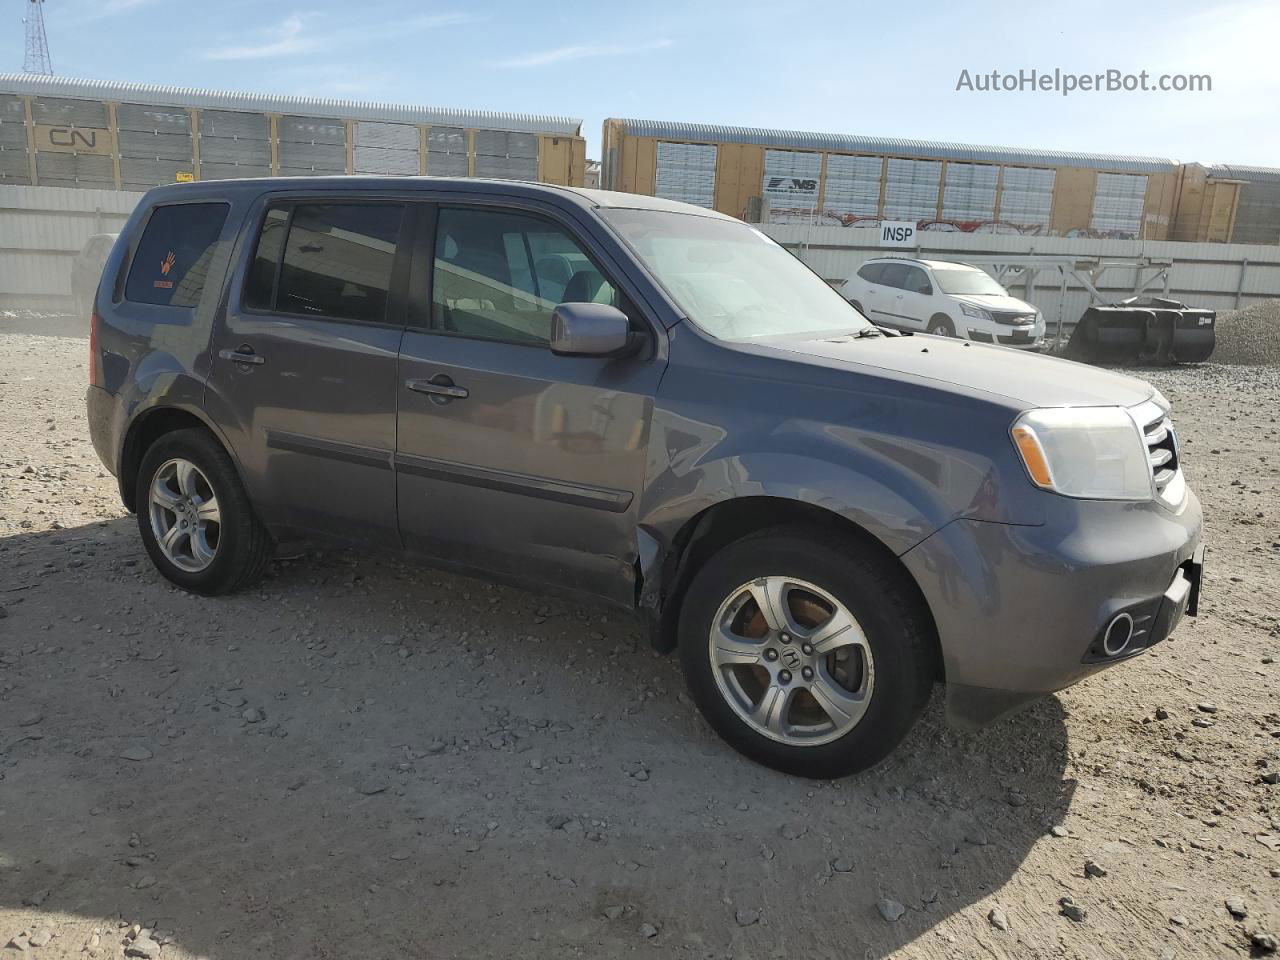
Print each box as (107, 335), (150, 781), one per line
(218, 346), (265, 366)
(406, 375), (468, 401)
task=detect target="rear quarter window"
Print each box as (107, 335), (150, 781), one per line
(856, 263), (884, 284)
(124, 202), (229, 307)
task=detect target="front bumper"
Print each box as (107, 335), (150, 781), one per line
(901, 484), (1202, 727)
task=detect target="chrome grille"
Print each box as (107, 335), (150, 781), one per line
(1143, 414), (1179, 490)
(989, 309), (1037, 325)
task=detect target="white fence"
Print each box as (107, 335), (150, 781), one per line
(763, 223), (1280, 333)
(3, 184), (1279, 320)
(1, 185), (145, 310)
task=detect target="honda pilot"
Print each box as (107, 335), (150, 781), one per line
(86, 178), (1204, 778)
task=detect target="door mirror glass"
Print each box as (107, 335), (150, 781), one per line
(550, 302), (634, 357)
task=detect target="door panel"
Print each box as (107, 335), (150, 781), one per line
(397, 336), (656, 602)
(395, 203), (662, 605)
(207, 199), (408, 546)
(873, 263), (926, 330)
(896, 266), (935, 328)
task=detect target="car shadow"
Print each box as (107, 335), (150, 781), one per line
(0, 517), (1073, 959)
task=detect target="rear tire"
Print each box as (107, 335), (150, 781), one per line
(850, 299), (865, 314)
(135, 428), (272, 595)
(927, 315), (956, 337)
(677, 526), (935, 778)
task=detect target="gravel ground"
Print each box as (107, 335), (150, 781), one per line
(1214, 300), (1280, 366)
(1, 319), (1278, 960)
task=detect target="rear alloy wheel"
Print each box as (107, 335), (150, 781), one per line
(136, 428), (272, 595)
(148, 458), (221, 573)
(679, 527), (935, 778)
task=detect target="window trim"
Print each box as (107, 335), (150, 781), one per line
(120, 199), (232, 309)
(407, 200), (655, 355)
(237, 197), (412, 331)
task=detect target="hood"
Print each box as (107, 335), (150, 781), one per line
(952, 293), (1037, 313)
(757, 333), (1155, 409)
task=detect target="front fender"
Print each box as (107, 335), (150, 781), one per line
(637, 388), (1028, 558)
(639, 448), (950, 560)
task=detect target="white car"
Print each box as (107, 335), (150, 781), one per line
(844, 257), (1045, 350)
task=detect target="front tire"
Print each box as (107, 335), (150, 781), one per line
(136, 428), (272, 595)
(678, 527), (935, 778)
(927, 315), (956, 337)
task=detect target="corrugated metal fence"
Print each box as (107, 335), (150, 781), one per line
(763, 224), (1280, 329)
(4, 184), (1279, 318)
(1, 184), (143, 309)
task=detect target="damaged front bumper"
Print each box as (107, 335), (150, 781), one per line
(900, 487), (1203, 729)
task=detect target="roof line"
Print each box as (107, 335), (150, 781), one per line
(0, 74), (582, 137)
(1208, 163), (1280, 182)
(608, 118), (1177, 173)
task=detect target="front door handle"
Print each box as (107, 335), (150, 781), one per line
(218, 345), (265, 366)
(406, 375), (469, 402)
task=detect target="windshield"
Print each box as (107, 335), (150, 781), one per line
(599, 208), (874, 340)
(930, 267), (1008, 297)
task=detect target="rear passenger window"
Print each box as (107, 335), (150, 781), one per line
(878, 263), (909, 290)
(124, 203), (228, 307)
(432, 207), (619, 345)
(856, 263), (883, 284)
(245, 202), (404, 324)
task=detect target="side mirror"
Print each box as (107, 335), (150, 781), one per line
(549, 302), (636, 358)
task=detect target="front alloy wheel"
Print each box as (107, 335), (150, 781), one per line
(678, 527), (935, 778)
(710, 577), (874, 746)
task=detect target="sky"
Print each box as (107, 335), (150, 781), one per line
(14, 0), (1280, 167)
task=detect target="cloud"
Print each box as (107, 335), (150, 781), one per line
(71, 0), (161, 25)
(402, 11), (480, 31)
(269, 64), (400, 98)
(490, 38), (672, 69)
(203, 9), (481, 62)
(205, 12), (321, 62)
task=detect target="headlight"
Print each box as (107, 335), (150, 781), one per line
(1010, 407), (1152, 500)
(959, 302), (991, 320)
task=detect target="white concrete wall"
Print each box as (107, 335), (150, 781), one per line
(763, 223), (1280, 334)
(1, 185), (145, 310)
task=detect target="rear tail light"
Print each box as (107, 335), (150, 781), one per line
(89, 312), (100, 386)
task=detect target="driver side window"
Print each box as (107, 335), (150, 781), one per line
(903, 266), (933, 295)
(432, 207), (620, 345)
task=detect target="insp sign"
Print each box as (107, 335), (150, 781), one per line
(879, 220), (917, 247)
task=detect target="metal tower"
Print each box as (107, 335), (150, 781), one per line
(23, 0), (53, 75)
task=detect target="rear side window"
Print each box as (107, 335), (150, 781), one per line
(124, 203), (229, 307)
(856, 263), (884, 284)
(245, 202), (404, 324)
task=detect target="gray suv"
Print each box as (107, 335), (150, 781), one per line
(86, 178), (1204, 777)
